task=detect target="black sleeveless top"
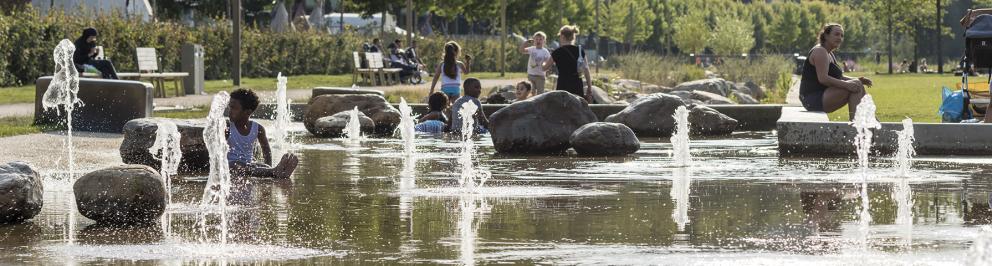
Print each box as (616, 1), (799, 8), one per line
(799, 49), (844, 97)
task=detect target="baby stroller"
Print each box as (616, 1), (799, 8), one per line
(961, 12), (992, 119)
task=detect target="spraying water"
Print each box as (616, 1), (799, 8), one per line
(892, 118), (916, 248)
(970, 226), (992, 265)
(398, 98), (416, 154)
(343, 107), (363, 142)
(852, 94), (881, 249)
(199, 92), (232, 244)
(894, 118), (916, 177)
(43, 39), (82, 245)
(671, 106), (691, 167)
(149, 121), (182, 206)
(270, 73), (294, 159)
(671, 167), (691, 231)
(457, 102), (490, 192)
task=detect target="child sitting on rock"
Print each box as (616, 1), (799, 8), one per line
(448, 78), (490, 134)
(227, 89), (298, 178)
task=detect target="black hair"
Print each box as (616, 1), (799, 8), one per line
(373, 38), (380, 43)
(517, 81), (532, 91)
(230, 88), (259, 111)
(427, 92), (449, 111)
(463, 78), (482, 97)
(75, 28), (97, 44)
(443, 41), (461, 79)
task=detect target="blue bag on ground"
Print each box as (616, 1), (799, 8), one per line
(939, 86), (970, 122)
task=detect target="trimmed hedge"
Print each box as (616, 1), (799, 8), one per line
(0, 8), (526, 87)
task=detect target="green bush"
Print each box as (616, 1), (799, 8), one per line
(718, 56), (792, 90)
(609, 51), (702, 87)
(0, 8), (527, 87)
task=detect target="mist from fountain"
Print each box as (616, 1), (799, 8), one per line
(43, 39), (83, 245)
(149, 120), (182, 237)
(343, 107), (363, 142)
(270, 73), (294, 160)
(398, 97), (416, 154)
(199, 92), (232, 244)
(671, 106), (691, 167)
(852, 94), (881, 249)
(457, 102), (490, 192)
(671, 167), (691, 232)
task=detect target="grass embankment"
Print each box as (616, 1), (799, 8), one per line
(827, 73), (962, 123)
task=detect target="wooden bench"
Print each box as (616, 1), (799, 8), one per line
(352, 52), (375, 85)
(136, 47), (189, 98)
(365, 52), (402, 86)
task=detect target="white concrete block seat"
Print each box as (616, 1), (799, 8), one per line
(34, 76), (154, 133)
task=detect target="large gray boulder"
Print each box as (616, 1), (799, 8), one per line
(689, 105), (738, 135)
(489, 91), (598, 154)
(691, 90), (735, 104)
(569, 122), (640, 156)
(74, 165), (166, 225)
(0, 162), (43, 223)
(120, 118), (207, 173)
(312, 110), (376, 138)
(673, 78), (735, 96)
(590, 86), (615, 104)
(732, 91), (760, 104)
(604, 93), (685, 137)
(304, 94), (401, 136)
(739, 81), (766, 100)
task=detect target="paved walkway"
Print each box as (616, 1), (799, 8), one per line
(785, 74), (801, 107)
(0, 78), (525, 118)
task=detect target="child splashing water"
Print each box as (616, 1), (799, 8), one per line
(227, 89), (299, 178)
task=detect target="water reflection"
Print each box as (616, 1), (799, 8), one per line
(5, 132), (992, 264)
(671, 167), (691, 231)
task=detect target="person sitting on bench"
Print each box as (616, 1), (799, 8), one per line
(72, 28), (119, 80)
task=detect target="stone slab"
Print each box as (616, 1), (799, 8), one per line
(252, 103), (783, 132)
(777, 107), (992, 156)
(35, 76), (154, 133)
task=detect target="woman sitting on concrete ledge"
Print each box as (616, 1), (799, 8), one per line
(799, 23), (873, 120)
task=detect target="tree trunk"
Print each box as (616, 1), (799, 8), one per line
(888, 0), (893, 74)
(937, 0), (943, 74)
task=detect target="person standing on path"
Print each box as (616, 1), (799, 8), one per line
(428, 41), (472, 102)
(519, 32), (551, 95)
(543, 25), (592, 102)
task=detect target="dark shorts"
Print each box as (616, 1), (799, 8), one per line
(800, 92), (824, 112)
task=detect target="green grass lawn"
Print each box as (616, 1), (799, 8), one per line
(0, 116), (59, 138)
(0, 72), (527, 105)
(826, 72), (963, 123)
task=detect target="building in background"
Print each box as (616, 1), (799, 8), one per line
(30, 0), (154, 22)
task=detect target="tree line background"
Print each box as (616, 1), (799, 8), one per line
(141, 0), (992, 68)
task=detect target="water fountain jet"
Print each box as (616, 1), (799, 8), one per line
(852, 94), (881, 249)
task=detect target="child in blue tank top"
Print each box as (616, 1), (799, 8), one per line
(227, 89), (298, 178)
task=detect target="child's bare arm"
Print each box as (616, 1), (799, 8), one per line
(257, 125), (273, 165)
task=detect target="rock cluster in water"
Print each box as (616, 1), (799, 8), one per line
(313, 110), (375, 138)
(74, 165), (166, 225)
(489, 91), (598, 154)
(121, 118), (208, 173)
(605, 93), (738, 137)
(0, 161), (43, 224)
(569, 122), (640, 156)
(304, 94), (400, 137)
